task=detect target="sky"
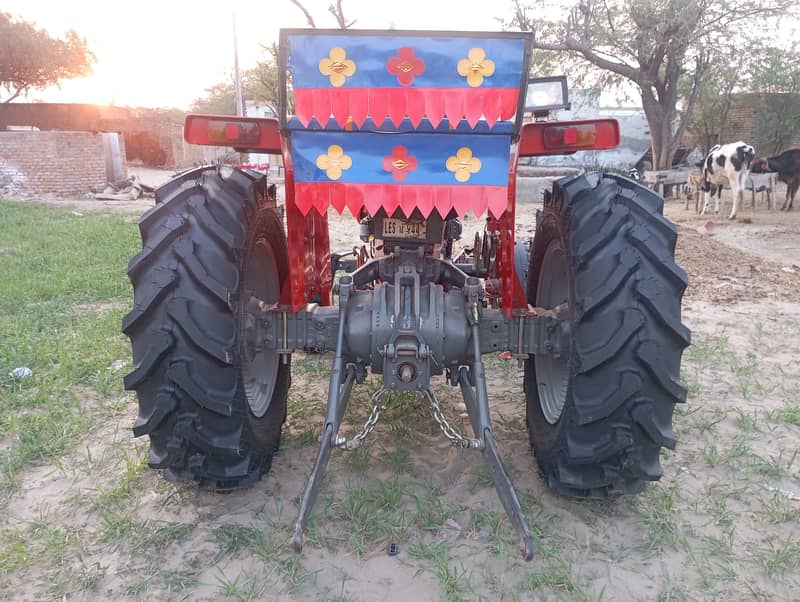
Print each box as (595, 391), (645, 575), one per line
(5, 0), (519, 109)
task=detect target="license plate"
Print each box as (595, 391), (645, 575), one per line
(381, 218), (427, 239)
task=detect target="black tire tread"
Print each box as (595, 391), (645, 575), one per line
(525, 173), (689, 497)
(123, 165), (289, 490)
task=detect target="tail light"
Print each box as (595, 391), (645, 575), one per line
(214, 122), (260, 145)
(184, 114), (283, 154)
(518, 119), (620, 157)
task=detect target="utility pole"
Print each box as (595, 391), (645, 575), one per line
(233, 14), (244, 117)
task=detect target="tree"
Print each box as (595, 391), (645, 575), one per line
(505, 0), (797, 170)
(685, 44), (800, 156)
(191, 79), (237, 115)
(249, 42), (290, 115)
(754, 92), (800, 155)
(191, 44), (289, 116)
(0, 12), (94, 103)
(748, 46), (800, 155)
(684, 60), (741, 154)
(288, 0), (355, 28)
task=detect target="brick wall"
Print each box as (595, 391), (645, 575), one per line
(0, 103), (130, 132)
(0, 131), (109, 196)
(0, 103), (210, 169)
(682, 93), (800, 151)
(724, 97), (758, 143)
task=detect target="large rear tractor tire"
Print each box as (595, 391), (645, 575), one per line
(524, 173), (690, 496)
(122, 165), (290, 490)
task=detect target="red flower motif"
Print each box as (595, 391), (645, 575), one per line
(386, 47), (425, 86)
(382, 146), (418, 181)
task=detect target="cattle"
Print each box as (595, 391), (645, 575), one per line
(684, 173), (700, 210)
(684, 172), (721, 212)
(751, 148), (800, 211)
(699, 142), (756, 220)
(687, 170), (773, 212)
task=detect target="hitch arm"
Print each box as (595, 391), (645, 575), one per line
(292, 276), (356, 553)
(458, 369), (536, 561)
(459, 277), (536, 560)
(291, 366), (356, 553)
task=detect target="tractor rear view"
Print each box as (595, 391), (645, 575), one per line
(123, 29), (689, 560)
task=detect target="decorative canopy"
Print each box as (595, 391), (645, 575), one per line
(279, 29), (533, 218)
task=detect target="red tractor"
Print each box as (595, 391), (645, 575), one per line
(123, 29), (689, 560)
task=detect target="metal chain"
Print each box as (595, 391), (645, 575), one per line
(334, 386), (483, 451)
(335, 386), (390, 450)
(422, 389), (483, 450)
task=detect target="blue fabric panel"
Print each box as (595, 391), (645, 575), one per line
(291, 130), (511, 186)
(288, 34), (527, 89)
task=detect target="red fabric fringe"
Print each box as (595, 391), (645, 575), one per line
(294, 87), (519, 129)
(294, 182), (508, 219)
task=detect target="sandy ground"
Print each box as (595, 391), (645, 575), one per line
(3, 169), (800, 600)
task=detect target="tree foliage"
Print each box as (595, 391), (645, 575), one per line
(195, 0), (352, 119)
(748, 46), (800, 154)
(191, 44), (290, 116)
(686, 44), (800, 156)
(249, 42), (290, 115)
(683, 59), (741, 154)
(504, 0), (797, 169)
(754, 92), (800, 155)
(191, 80), (238, 115)
(0, 12), (95, 103)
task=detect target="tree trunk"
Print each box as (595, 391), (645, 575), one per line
(641, 91), (679, 171)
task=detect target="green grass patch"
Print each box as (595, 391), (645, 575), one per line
(525, 560), (580, 595)
(412, 482), (448, 533)
(339, 478), (408, 554)
(637, 484), (686, 554)
(758, 536), (800, 576)
(768, 402), (800, 426)
(468, 508), (512, 556)
(0, 202), (137, 310)
(0, 201), (139, 496)
(408, 541), (477, 600)
(378, 439), (411, 474)
(0, 516), (84, 581)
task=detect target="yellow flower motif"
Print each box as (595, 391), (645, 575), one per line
(457, 47), (495, 87)
(316, 145), (352, 180)
(318, 47), (356, 87)
(446, 147), (482, 183)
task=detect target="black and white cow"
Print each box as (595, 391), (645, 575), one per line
(699, 141), (756, 220)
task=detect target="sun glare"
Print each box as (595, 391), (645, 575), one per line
(5, 0), (513, 109)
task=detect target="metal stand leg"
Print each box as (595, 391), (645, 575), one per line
(291, 367), (355, 553)
(457, 282), (536, 560)
(291, 424), (332, 552)
(291, 276), (355, 553)
(458, 368), (536, 561)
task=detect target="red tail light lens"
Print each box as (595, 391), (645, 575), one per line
(184, 114), (283, 154)
(543, 125), (598, 148)
(519, 119), (620, 157)
(209, 121), (261, 145)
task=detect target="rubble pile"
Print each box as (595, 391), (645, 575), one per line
(86, 176), (155, 201)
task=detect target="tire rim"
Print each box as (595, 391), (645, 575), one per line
(241, 237), (280, 418)
(535, 238), (570, 425)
